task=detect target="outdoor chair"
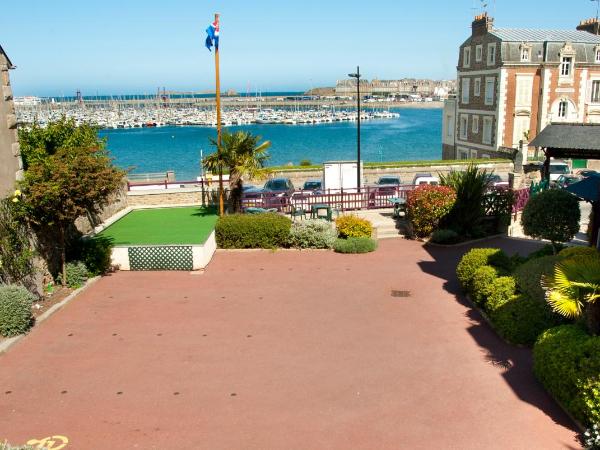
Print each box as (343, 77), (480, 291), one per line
(290, 205), (307, 221)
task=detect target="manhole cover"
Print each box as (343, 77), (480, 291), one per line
(391, 290), (411, 298)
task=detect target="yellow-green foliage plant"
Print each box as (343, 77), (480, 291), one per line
(335, 215), (373, 239)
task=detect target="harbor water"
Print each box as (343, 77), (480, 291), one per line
(100, 107), (442, 180)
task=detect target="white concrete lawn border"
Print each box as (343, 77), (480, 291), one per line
(0, 276), (101, 355)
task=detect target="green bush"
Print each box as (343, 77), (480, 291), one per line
(471, 265), (500, 305)
(522, 189), (580, 250)
(406, 185), (456, 238)
(430, 228), (461, 244)
(335, 215), (372, 239)
(559, 246), (600, 259)
(525, 243), (564, 261)
(333, 237), (378, 254)
(492, 294), (561, 346)
(514, 255), (561, 303)
(57, 261), (88, 289)
(485, 276), (517, 311)
(534, 325), (600, 426)
(287, 220), (337, 249)
(456, 248), (510, 291)
(0, 284), (35, 337)
(68, 236), (113, 276)
(215, 213), (292, 249)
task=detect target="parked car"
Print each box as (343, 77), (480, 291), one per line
(553, 174), (582, 189)
(412, 173), (440, 186)
(374, 176), (402, 195)
(262, 178), (295, 209)
(302, 179), (322, 193)
(485, 174), (509, 189)
(549, 161), (570, 182)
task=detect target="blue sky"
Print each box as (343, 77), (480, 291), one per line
(3, 0), (599, 96)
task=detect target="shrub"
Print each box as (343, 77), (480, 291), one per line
(0, 198), (35, 285)
(583, 424), (600, 449)
(335, 215), (372, 239)
(534, 325), (600, 426)
(406, 185), (456, 238)
(456, 248), (510, 291)
(215, 213), (292, 249)
(514, 255), (561, 303)
(522, 189), (580, 250)
(299, 159), (312, 166)
(430, 228), (461, 244)
(471, 265), (499, 305)
(287, 220), (337, 249)
(333, 237), (378, 254)
(484, 276), (517, 311)
(559, 246), (600, 259)
(525, 243), (564, 261)
(68, 236), (113, 276)
(57, 261), (88, 289)
(0, 284), (35, 337)
(492, 294), (562, 346)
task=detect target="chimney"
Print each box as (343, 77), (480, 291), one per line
(472, 13), (494, 37)
(577, 18), (600, 35)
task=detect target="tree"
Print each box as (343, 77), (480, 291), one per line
(521, 189), (580, 253)
(203, 131), (271, 213)
(544, 254), (600, 335)
(16, 119), (124, 285)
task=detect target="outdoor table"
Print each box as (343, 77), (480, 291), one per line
(388, 197), (406, 218)
(311, 204), (332, 221)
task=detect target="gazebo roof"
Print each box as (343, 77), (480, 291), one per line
(530, 123), (600, 159)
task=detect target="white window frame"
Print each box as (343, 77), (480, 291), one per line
(591, 80), (600, 103)
(560, 56), (573, 77)
(461, 78), (470, 104)
(487, 43), (496, 66)
(520, 45), (531, 62)
(474, 78), (481, 96)
(515, 74), (534, 107)
(459, 114), (468, 140)
(558, 100), (568, 118)
(482, 117), (493, 144)
(472, 116), (479, 134)
(595, 46), (600, 64)
(475, 45), (483, 62)
(458, 148), (469, 160)
(484, 77), (495, 106)
(463, 47), (471, 68)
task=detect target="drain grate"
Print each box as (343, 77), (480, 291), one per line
(391, 290), (411, 298)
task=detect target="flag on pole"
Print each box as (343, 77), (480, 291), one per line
(205, 17), (220, 51)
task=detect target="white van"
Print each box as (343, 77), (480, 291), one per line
(549, 161), (570, 182)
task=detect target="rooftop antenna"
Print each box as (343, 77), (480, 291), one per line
(593, 0), (600, 34)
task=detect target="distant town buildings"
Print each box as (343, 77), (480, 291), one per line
(442, 14), (600, 160)
(335, 78), (456, 99)
(0, 45), (22, 197)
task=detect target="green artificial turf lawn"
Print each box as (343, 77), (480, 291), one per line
(98, 207), (218, 245)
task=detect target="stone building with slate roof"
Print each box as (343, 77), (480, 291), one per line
(0, 44), (22, 197)
(442, 14), (600, 161)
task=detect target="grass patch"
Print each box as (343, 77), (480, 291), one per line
(98, 206), (218, 245)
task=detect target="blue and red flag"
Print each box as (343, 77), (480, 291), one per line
(205, 16), (220, 51)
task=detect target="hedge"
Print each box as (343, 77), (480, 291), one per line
(406, 185), (456, 238)
(0, 284), (35, 337)
(287, 220), (337, 249)
(456, 248), (511, 291)
(471, 265), (499, 305)
(333, 237), (378, 254)
(215, 213), (292, 249)
(534, 325), (600, 426)
(514, 255), (561, 303)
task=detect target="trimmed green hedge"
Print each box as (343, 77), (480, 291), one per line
(485, 276), (517, 311)
(514, 255), (561, 303)
(534, 325), (600, 426)
(333, 237), (378, 254)
(559, 246), (600, 259)
(0, 284), (35, 337)
(215, 213), (292, 249)
(471, 265), (499, 305)
(492, 294), (562, 346)
(456, 248), (511, 291)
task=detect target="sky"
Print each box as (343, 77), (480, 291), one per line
(3, 0), (600, 96)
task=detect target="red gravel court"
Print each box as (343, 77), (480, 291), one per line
(0, 238), (579, 449)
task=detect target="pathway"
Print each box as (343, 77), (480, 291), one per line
(0, 238), (579, 449)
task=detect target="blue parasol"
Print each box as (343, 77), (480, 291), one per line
(565, 173), (600, 202)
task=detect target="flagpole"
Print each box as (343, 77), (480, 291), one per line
(214, 13), (224, 216)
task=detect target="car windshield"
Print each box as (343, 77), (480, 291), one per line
(378, 178), (400, 185)
(487, 175), (501, 182)
(550, 165), (569, 174)
(265, 180), (288, 190)
(304, 181), (321, 189)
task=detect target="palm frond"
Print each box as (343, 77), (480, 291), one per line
(547, 290), (583, 318)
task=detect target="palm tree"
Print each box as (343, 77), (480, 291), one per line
(543, 255), (600, 335)
(203, 131), (271, 213)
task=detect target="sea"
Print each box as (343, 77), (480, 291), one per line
(99, 107), (442, 181)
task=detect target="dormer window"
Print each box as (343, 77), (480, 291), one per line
(561, 57), (573, 76)
(559, 43), (576, 81)
(520, 43), (532, 62)
(595, 46), (600, 64)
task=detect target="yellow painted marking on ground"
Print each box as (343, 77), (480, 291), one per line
(26, 435), (69, 449)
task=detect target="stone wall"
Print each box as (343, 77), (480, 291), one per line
(75, 184), (129, 234)
(127, 187), (204, 207)
(0, 50), (22, 198)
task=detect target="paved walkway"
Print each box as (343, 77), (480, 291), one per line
(0, 239), (579, 449)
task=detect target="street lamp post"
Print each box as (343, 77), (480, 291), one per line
(348, 66), (362, 191)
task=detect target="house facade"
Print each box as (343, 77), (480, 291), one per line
(442, 14), (600, 160)
(0, 45), (22, 197)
